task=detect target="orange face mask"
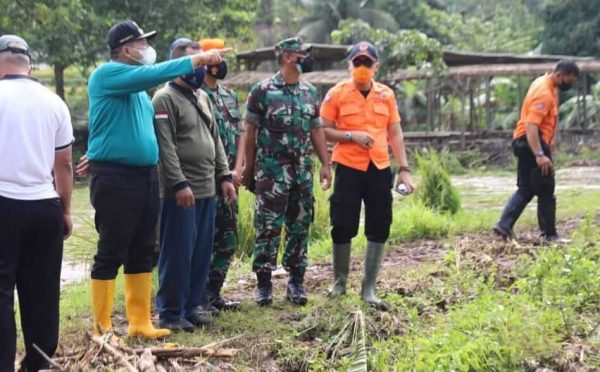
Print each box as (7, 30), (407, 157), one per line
(352, 66), (374, 84)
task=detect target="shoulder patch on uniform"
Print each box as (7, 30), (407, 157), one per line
(535, 102), (545, 110)
(324, 93), (332, 102)
(155, 111), (169, 120)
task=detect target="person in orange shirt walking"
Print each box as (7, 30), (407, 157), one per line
(320, 41), (414, 311)
(494, 60), (579, 242)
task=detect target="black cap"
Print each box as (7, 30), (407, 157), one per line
(347, 41), (379, 61)
(107, 20), (157, 50)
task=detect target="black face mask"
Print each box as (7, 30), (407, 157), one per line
(181, 66), (205, 90)
(296, 55), (314, 74)
(558, 82), (573, 91)
(208, 61), (227, 80)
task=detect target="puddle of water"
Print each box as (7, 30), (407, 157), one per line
(61, 261), (89, 287)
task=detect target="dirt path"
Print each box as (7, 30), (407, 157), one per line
(223, 215), (587, 304)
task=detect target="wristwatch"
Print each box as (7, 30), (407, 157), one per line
(535, 150), (545, 157)
(343, 132), (352, 142)
(398, 166), (411, 173)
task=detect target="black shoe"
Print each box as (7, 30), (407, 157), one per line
(286, 282), (308, 305)
(542, 234), (571, 244)
(493, 222), (514, 240)
(195, 300), (221, 317)
(159, 318), (195, 333)
(255, 271), (273, 307)
(211, 296), (241, 311)
(286, 267), (308, 306)
(186, 313), (213, 328)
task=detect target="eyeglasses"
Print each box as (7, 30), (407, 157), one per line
(352, 58), (374, 68)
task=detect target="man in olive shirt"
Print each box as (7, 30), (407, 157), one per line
(153, 38), (236, 332)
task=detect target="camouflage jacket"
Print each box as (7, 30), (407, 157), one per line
(201, 84), (244, 169)
(245, 72), (321, 181)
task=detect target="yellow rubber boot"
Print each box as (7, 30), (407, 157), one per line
(91, 279), (115, 335)
(124, 273), (171, 339)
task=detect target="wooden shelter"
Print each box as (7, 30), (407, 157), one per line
(225, 45), (600, 147)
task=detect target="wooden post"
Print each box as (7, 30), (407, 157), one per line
(437, 86), (443, 131)
(468, 79), (475, 136)
(426, 78), (433, 133)
(485, 76), (492, 132)
(460, 86), (467, 150)
(582, 73), (588, 129)
(576, 82), (582, 128)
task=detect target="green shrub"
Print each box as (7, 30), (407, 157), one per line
(416, 149), (462, 214)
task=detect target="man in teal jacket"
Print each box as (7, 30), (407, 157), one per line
(83, 20), (228, 339)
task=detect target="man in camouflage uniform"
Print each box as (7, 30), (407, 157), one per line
(242, 37), (331, 306)
(199, 39), (244, 311)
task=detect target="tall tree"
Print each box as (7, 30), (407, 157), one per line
(541, 0), (600, 56)
(298, 0), (398, 43)
(0, 0), (106, 100)
(0, 0), (261, 101)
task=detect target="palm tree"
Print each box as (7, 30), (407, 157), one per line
(298, 0), (398, 43)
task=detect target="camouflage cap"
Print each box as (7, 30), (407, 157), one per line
(274, 37), (312, 56)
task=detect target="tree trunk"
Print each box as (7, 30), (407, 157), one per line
(54, 64), (66, 102)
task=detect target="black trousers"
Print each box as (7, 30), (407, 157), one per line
(329, 162), (393, 244)
(90, 162), (159, 280)
(0, 195), (64, 372)
(497, 136), (557, 235)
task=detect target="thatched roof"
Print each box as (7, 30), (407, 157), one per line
(236, 44), (595, 67)
(224, 70), (351, 88)
(224, 59), (600, 87)
(227, 44), (600, 87)
(441, 50), (593, 66)
(237, 44), (350, 67)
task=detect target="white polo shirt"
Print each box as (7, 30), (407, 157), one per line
(0, 75), (73, 200)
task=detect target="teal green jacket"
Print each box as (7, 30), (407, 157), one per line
(87, 57), (193, 166)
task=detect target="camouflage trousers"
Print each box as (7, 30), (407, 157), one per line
(252, 173), (314, 273)
(207, 194), (238, 293)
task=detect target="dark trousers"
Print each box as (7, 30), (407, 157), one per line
(90, 162), (158, 279)
(156, 197), (216, 321)
(329, 162), (393, 244)
(0, 196), (64, 372)
(497, 136), (557, 235)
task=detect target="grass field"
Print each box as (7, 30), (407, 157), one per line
(32, 164), (598, 371)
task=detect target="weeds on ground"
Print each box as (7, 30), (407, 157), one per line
(416, 149), (462, 215)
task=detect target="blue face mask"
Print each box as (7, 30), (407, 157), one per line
(182, 66), (206, 89)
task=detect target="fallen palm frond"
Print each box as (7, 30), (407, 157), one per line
(46, 332), (242, 371)
(326, 309), (368, 372)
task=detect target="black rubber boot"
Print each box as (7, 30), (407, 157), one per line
(286, 267), (308, 306)
(494, 190), (533, 239)
(360, 241), (390, 311)
(255, 270), (273, 307)
(328, 243), (351, 297)
(207, 272), (240, 311)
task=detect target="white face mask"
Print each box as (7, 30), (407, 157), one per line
(129, 46), (156, 65)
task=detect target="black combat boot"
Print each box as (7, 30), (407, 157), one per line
(207, 272), (240, 311)
(255, 270), (273, 307)
(286, 267), (308, 306)
(538, 197), (569, 243)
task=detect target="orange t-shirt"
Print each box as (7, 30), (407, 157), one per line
(513, 73), (559, 144)
(320, 80), (401, 172)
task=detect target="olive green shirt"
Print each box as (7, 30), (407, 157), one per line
(152, 82), (230, 199)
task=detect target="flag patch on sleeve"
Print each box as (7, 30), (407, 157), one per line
(155, 112), (169, 120)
